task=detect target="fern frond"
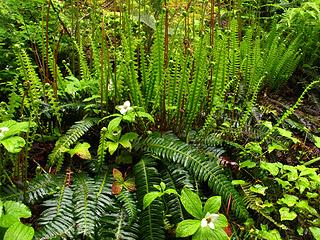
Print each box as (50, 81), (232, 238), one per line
(97, 127), (108, 171)
(116, 190), (137, 225)
(260, 78), (320, 144)
(36, 185), (76, 240)
(134, 156), (165, 240)
(48, 118), (98, 171)
(143, 133), (249, 220)
(97, 208), (140, 240)
(242, 184), (287, 230)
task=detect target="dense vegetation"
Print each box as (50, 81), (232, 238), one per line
(0, 0), (319, 239)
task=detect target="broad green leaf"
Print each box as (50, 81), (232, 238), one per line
(0, 120), (30, 139)
(181, 188), (203, 219)
(277, 194), (298, 207)
(313, 135), (320, 148)
(107, 141), (119, 155)
(192, 225), (213, 240)
(245, 142), (262, 154)
(108, 117), (122, 132)
(239, 160), (256, 169)
(277, 127), (300, 143)
(296, 200), (318, 216)
(231, 180), (246, 185)
(296, 177), (310, 194)
(164, 189), (178, 195)
(260, 162), (282, 176)
(119, 139), (132, 149)
(143, 192), (163, 209)
(112, 168), (124, 182)
(275, 178), (292, 189)
(160, 182), (166, 191)
(214, 214), (228, 228)
(136, 111), (155, 123)
(283, 165), (298, 181)
(0, 201), (31, 228)
(68, 142), (91, 159)
(204, 196), (221, 214)
(4, 222), (34, 240)
(250, 184), (268, 195)
(176, 219), (200, 237)
(267, 142), (286, 153)
(279, 207), (297, 221)
(309, 227), (320, 240)
(0, 136), (25, 153)
(121, 132), (139, 142)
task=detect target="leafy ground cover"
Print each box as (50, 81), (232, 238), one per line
(0, 0), (319, 239)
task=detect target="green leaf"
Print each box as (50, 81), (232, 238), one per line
(239, 160), (256, 169)
(136, 111), (155, 123)
(245, 142), (262, 154)
(275, 178), (292, 189)
(279, 207), (297, 221)
(107, 141), (119, 155)
(283, 165), (298, 181)
(313, 135), (320, 148)
(124, 178), (136, 192)
(143, 192), (163, 210)
(231, 180), (246, 185)
(4, 222), (34, 240)
(0, 120), (30, 139)
(295, 177), (310, 194)
(181, 188), (203, 219)
(68, 142), (91, 159)
(0, 201), (32, 228)
(260, 162), (282, 176)
(204, 196), (221, 214)
(267, 142), (286, 153)
(0, 136), (26, 153)
(250, 184), (268, 195)
(277, 127), (300, 143)
(214, 214), (228, 228)
(309, 227), (320, 240)
(108, 117), (122, 132)
(277, 194), (298, 207)
(296, 200), (319, 216)
(176, 220), (200, 237)
(164, 189), (178, 195)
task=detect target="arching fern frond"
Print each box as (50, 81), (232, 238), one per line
(142, 133), (249, 220)
(48, 118), (98, 171)
(134, 157), (165, 240)
(36, 185), (76, 240)
(116, 190), (137, 225)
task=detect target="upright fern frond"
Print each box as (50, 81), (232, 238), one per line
(134, 157), (165, 240)
(184, 35), (209, 133)
(142, 133), (249, 219)
(48, 118), (98, 171)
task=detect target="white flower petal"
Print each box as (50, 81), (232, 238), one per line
(201, 218), (208, 228)
(212, 214), (219, 221)
(120, 107), (127, 115)
(123, 101), (131, 108)
(208, 222), (215, 229)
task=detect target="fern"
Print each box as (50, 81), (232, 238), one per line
(48, 118), (98, 171)
(184, 34), (209, 133)
(97, 207), (140, 240)
(242, 184), (287, 230)
(97, 127), (108, 171)
(134, 156), (165, 240)
(260, 78), (320, 144)
(116, 190), (137, 225)
(142, 133), (249, 220)
(36, 185), (76, 239)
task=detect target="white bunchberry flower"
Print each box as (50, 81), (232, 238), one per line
(200, 213), (219, 229)
(118, 101), (132, 115)
(0, 127), (9, 133)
